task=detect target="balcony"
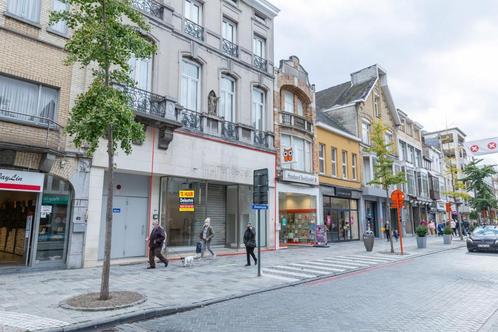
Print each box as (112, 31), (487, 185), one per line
(177, 108), (274, 149)
(279, 112), (313, 135)
(253, 55), (267, 72)
(184, 19), (204, 41)
(131, 0), (164, 20)
(0, 110), (64, 153)
(120, 85), (182, 150)
(222, 39), (239, 57)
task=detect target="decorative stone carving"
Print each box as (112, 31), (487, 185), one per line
(208, 90), (220, 116)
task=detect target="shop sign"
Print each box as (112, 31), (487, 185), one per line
(282, 170), (318, 186)
(0, 168), (44, 192)
(42, 195), (69, 205)
(281, 146), (296, 165)
(179, 190), (195, 212)
(335, 187), (352, 198)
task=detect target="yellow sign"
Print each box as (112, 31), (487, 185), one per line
(179, 190), (195, 198)
(179, 205), (194, 212)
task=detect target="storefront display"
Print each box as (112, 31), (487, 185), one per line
(279, 193), (317, 244)
(323, 195), (360, 242)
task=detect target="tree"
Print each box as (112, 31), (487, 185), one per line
(443, 157), (471, 240)
(367, 121), (405, 253)
(461, 159), (497, 224)
(51, 0), (156, 300)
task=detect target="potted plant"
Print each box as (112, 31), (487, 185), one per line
(415, 225), (428, 249)
(443, 226), (453, 244)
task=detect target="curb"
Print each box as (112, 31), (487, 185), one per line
(40, 243), (466, 332)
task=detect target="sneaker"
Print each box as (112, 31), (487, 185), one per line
(164, 261), (169, 267)
(254, 258), (258, 264)
(147, 266), (156, 269)
(245, 264), (251, 267)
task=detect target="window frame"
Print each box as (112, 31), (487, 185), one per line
(7, 0), (41, 23)
(253, 35), (266, 58)
(352, 153), (357, 180)
(49, 0), (69, 34)
(331, 147), (337, 177)
(342, 150), (348, 179)
(319, 143), (325, 175)
(282, 134), (312, 173)
(220, 75), (236, 122)
(180, 58), (201, 112)
(252, 87), (265, 131)
(184, 0), (202, 24)
(361, 119), (371, 145)
(222, 17), (237, 43)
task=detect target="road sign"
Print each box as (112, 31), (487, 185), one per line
(445, 202), (452, 213)
(252, 204), (268, 210)
(390, 189), (405, 208)
(253, 169), (269, 205)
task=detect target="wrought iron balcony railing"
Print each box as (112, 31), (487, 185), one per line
(131, 0), (164, 20)
(279, 111), (313, 135)
(124, 85), (168, 118)
(253, 54), (267, 71)
(184, 19), (204, 41)
(176, 108), (272, 149)
(222, 39), (239, 57)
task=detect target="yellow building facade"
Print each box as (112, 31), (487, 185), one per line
(316, 112), (363, 242)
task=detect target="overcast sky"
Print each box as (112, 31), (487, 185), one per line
(272, 0), (498, 165)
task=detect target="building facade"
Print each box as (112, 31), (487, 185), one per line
(83, 0), (280, 266)
(316, 65), (401, 237)
(316, 111), (362, 242)
(273, 56), (320, 246)
(0, 0), (90, 271)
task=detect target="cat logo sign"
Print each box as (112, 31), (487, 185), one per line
(282, 146), (295, 164)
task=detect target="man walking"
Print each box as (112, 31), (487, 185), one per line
(243, 223), (257, 266)
(148, 221), (168, 269)
(200, 217), (215, 258)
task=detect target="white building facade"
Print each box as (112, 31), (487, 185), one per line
(84, 0), (279, 266)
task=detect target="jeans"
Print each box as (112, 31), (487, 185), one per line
(149, 247), (168, 267)
(246, 246), (257, 265)
(201, 239), (214, 257)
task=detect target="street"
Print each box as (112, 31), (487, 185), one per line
(110, 248), (498, 332)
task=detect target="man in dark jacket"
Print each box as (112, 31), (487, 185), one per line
(148, 221), (168, 269)
(243, 223), (257, 266)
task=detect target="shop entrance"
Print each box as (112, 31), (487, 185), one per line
(365, 201), (378, 237)
(0, 191), (37, 266)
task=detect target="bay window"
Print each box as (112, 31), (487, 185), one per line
(0, 74), (58, 125)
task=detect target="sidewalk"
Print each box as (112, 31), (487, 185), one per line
(0, 236), (465, 332)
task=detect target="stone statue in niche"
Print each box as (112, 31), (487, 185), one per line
(207, 90), (220, 116)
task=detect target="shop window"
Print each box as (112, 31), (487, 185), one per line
(37, 175), (71, 261)
(279, 192), (317, 244)
(323, 196), (359, 242)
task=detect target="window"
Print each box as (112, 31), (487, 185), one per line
(253, 35), (265, 58)
(282, 134), (312, 173)
(222, 19), (236, 43)
(220, 75), (235, 122)
(184, 0), (201, 24)
(385, 131), (393, 151)
(406, 168), (416, 195)
(352, 153), (357, 180)
(8, 0), (40, 22)
(361, 120), (371, 144)
(0, 74), (58, 124)
(399, 141), (408, 161)
(407, 145), (415, 164)
(342, 150), (348, 179)
(297, 99), (304, 116)
(331, 147), (337, 177)
(252, 87), (265, 130)
(180, 59), (200, 112)
(415, 149), (422, 168)
(50, 0), (68, 34)
(374, 95), (380, 118)
(319, 144), (325, 174)
(129, 57), (152, 91)
(283, 90), (293, 113)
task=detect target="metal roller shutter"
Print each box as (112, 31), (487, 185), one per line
(206, 184), (226, 246)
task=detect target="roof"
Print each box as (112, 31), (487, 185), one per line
(316, 78), (377, 111)
(316, 111), (354, 136)
(424, 127), (467, 138)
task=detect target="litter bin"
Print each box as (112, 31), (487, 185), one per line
(363, 230), (375, 252)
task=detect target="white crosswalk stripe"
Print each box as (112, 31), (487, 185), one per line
(261, 254), (398, 283)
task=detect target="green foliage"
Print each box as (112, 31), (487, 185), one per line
(415, 225), (428, 237)
(443, 226), (453, 235)
(443, 157), (472, 202)
(469, 210), (479, 220)
(367, 121), (406, 190)
(50, 0), (157, 155)
(461, 159), (497, 212)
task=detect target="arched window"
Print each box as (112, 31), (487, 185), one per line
(180, 59), (201, 112)
(220, 75), (235, 122)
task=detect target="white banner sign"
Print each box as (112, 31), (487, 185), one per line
(0, 169), (45, 192)
(282, 170), (319, 185)
(464, 137), (498, 156)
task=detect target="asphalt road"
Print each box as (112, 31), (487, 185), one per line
(107, 247), (498, 332)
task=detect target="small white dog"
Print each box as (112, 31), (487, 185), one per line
(181, 255), (195, 267)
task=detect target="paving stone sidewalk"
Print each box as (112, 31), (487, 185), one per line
(0, 236), (465, 332)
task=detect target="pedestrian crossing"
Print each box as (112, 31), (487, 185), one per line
(262, 254), (400, 283)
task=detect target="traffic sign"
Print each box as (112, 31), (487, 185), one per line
(252, 204), (268, 210)
(390, 189), (405, 208)
(253, 168), (269, 205)
(445, 202), (452, 213)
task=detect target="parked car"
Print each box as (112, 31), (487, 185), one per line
(466, 226), (498, 252)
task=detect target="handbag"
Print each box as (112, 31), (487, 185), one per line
(196, 241), (202, 254)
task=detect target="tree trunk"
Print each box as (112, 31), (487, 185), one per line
(386, 188), (394, 254)
(100, 126), (114, 300)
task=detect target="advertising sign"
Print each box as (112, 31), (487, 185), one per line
(0, 169), (44, 192)
(179, 190), (195, 212)
(465, 137), (498, 156)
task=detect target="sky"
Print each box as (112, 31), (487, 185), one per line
(271, 0), (498, 166)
